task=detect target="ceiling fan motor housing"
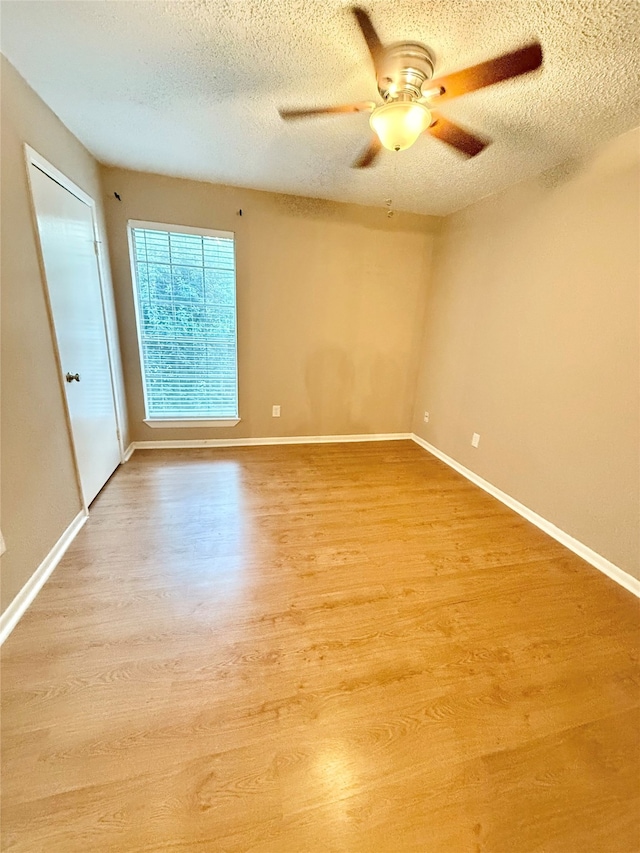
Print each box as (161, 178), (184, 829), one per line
(377, 42), (436, 101)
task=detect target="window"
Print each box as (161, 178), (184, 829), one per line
(128, 221), (238, 428)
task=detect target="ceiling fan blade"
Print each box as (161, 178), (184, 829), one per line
(427, 114), (488, 157)
(351, 7), (384, 72)
(352, 136), (382, 168)
(279, 102), (374, 120)
(428, 42), (543, 103)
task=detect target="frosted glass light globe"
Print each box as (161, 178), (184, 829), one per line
(370, 101), (432, 151)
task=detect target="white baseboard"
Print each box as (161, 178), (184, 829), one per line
(123, 443), (135, 462)
(129, 432), (412, 452)
(411, 434), (639, 598)
(0, 510), (89, 645)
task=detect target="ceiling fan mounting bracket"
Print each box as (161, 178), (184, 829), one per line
(376, 42), (436, 101)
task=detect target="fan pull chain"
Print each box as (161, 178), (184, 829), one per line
(385, 150), (400, 218)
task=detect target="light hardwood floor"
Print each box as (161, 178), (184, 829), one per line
(2, 441), (639, 852)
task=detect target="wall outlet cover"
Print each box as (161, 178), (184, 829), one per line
(423, 411), (429, 423)
(471, 433), (480, 448)
(272, 405), (281, 417)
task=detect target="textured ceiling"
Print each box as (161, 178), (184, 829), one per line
(1, 0), (639, 215)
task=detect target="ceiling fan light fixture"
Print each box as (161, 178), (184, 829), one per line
(369, 101), (432, 152)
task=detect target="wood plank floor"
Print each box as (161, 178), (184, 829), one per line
(2, 441), (639, 852)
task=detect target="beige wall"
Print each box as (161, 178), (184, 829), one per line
(100, 167), (439, 442)
(412, 128), (640, 578)
(0, 56), (126, 611)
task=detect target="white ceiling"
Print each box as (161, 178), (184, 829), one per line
(2, 0), (639, 216)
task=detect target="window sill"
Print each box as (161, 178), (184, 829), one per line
(144, 418), (241, 429)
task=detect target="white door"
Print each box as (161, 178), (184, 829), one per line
(28, 162), (121, 506)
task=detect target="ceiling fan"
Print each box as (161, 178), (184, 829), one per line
(279, 7), (543, 168)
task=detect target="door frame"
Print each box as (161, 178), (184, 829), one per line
(24, 144), (126, 511)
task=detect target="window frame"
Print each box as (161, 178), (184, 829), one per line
(127, 219), (240, 428)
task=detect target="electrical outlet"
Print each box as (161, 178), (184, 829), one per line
(423, 411), (429, 423)
(272, 405), (281, 417)
(471, 433), (480, 448)
(0, 530), (6, 556)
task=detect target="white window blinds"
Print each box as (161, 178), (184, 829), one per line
(130, 223), (238, 420)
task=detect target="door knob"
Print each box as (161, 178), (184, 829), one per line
(65, 372), (80, 383)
